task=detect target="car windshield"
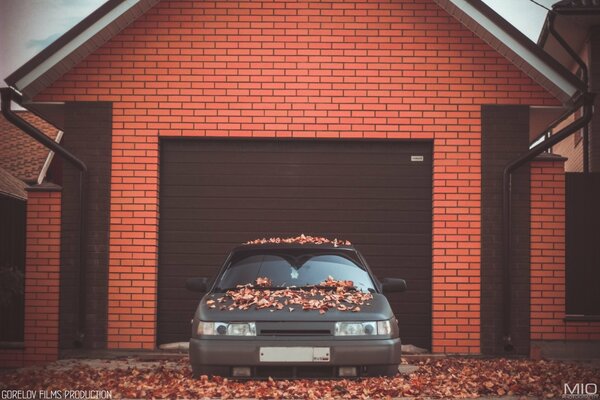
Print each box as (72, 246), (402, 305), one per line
(216, 251), (375, 293)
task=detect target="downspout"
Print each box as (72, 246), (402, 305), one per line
(1, 87), (89, 346)
(501, 92), (594, 351)
(547, 12), (590, 173)
(501, 10), (594, 352)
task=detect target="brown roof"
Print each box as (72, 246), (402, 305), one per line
(554, 0), (600, 9)
(0, 110), (60, 183)
(0, 166), (27, 200)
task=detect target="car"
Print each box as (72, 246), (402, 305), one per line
(186, 236), (407, 379)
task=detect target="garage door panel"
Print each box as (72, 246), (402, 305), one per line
(161, 198), (432, 214)
(370, 267), (431, 280)
(160, 237), (432, 253)
(160, 185), (431, 200)
(358, 249), (433, 260)
(160, 221), (432, 237)
(164, 146), (429, 165)
(166, 155), (430, 168)
(163, 208), (432, 225)
(159, 162), (431, 178)
(164, 172), (430, 187)
(160, 240), (432, 255)
(158, 139), (432, 349)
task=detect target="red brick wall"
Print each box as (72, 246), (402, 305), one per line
(35, 0), (559, 353)
(0, 187), (61, 367)
(530, 160), (600, 343)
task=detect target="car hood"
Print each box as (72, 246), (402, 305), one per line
(195, 292), (394, 322)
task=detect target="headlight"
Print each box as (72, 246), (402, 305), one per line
(227, 322), (256, 336)
(377, 320), (392, 335)
(334, 320), (392, 336)
(196, 321), (256, 336)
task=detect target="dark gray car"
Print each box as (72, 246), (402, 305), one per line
(186, 242), (406, 378)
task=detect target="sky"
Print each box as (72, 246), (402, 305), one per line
(0, 0), (557, 87)
(0, 0), (106, 83)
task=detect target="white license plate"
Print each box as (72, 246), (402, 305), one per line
(259, 347), (330, 362)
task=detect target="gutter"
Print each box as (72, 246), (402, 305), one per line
(1, 87), (89, 347)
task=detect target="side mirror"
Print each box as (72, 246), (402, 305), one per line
(186, 277), (209, 292)
(381, 278), (407, 293)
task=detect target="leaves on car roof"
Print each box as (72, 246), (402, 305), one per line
(245, 234), (352, 247)
(211, 276), (372, 314)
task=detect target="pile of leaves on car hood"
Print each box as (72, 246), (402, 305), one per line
(1, 357), (598, 399)
(245, 234), (352, 247)
(207, 276), (373, 314)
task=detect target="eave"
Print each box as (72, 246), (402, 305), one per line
(4, 0), (160, 102)
(435, 0), (585, 106)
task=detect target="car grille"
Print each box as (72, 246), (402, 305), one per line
(259, 329), (331, 336)
(256, 322), (333, 336)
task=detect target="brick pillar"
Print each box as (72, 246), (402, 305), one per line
(23, 183), (62, 365)
(530, 155), (566, 346)
(530, 154), (600, 358)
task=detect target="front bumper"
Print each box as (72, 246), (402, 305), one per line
(189, 336), (401, 378)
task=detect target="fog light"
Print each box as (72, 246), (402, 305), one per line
(216, 324), (227, 335)
(232, 367), (251, 377)
(338, 367), (357, 377)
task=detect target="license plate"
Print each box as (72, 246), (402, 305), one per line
(259, 347), (330, 362)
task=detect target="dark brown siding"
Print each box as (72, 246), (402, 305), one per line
(566, 172), (600, 316)
(481, 105), (530, 355)
(589, 28), (600, 172)
(158, 139), (432, 348)
(60, 102), (112, 349)
(0, 196), (26, 342)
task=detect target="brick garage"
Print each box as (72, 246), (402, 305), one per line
(2, 0), (600, 365)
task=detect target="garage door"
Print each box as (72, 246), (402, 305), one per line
(158, 139), (432, 349)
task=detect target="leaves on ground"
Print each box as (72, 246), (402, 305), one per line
(1, 357), (597, 399)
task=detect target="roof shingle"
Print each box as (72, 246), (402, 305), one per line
(553, 0), (600, 9)
(0, 110), (60, 183)
(0, 166), (27, 200)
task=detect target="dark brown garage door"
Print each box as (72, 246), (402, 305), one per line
(158, 139), (432, 349)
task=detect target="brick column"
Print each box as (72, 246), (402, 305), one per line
(530, 155), (566, 344)
(23, 184), (62, 365)
(530, 154), (600, 358)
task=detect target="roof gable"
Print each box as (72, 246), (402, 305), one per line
(5, 0), (583, 106)
(5, 0), (160, 101)
(434, 0), (584, 105)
